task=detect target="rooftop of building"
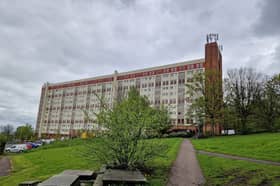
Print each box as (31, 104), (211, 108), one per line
(44, 58), (204, 88)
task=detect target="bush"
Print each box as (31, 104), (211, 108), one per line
(163, 131), (194, 138)
(83, 88), (171, 170)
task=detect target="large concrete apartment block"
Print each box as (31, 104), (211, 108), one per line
(36, 41), (222, 137)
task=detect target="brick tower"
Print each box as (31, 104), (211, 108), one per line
(203, 34), (223, 135)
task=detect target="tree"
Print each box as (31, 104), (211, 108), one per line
(224, 68), (263, 134)
(256, 74), (280, 131)
(146, 105), (171, 137)
(83, 87), (170, 169)
(15, 124), (33, 141)
(0, 134), (7, 155)
(222, 102), (238, 134)
(0, 124), (14, 141)
(187, 94), (205, 136)
(186, 70), (223, 136)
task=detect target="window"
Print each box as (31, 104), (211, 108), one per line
(179, 79), (185, 84)
(187, 70), (193, 75)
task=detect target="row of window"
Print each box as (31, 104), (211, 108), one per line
(161, 92), (177, 96)
(154, 99), (176, 104)
(48, 88), (112, 98)
(46, 103), (108, 111)
(171, 119), (194, 124)
(46, 96), (193, 113)
(44, 120), (86, 124)
(47, 78), (193, 100)
(162, 86), (177, 90)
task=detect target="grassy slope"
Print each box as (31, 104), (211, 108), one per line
(147, 138), (182, 185)
(198, 154), (280, 186)
(191, 133), (280, 161)
(191, 133), (280, 186)
(0, 138), (182, 186)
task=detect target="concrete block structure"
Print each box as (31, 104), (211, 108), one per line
(36, 41), (222, 137)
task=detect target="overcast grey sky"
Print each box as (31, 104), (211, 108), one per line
(0, 0), (279, 128)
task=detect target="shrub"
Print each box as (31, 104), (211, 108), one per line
(163, 131), (194, 138)
(83, 88), (170, 169)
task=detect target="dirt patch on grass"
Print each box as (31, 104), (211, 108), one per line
(257, 179), (272, 186)
(214, 169), (273, 186)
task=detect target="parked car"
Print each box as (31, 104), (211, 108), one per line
(41, 139), (55, 144)
(5, 144), (27, 153)
(26, 142), (39, 148)
(4, 144), (13, 149)
(34, 141), (43, 147)
(25, 143), (33, 150)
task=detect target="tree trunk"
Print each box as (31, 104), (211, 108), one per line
(211, 117), (215, 136)
(240, 117), (247, 134)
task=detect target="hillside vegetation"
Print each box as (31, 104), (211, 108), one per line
(0, 138), (182, 186)
(192, 133), (280, 185)
(192, 133), (280, 161)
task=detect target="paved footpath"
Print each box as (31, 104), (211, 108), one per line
(167, 139), (205, 186)
(0, 157), (11, 177)
(197, 150), (280, 166)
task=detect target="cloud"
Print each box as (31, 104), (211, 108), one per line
(0, 0), (279, 128)
(254, 0), (280, 37)
(270, 44), (280, 74)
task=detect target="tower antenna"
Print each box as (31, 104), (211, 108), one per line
(206, 33), (219, 43)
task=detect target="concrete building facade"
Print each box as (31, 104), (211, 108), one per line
(36, 41), (222, 137)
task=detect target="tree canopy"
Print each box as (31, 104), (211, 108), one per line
(15, 124), (33, 141)
(0, 124), (14, 141)
(224, 68), (264, 134)
(255, 74), (280, 131)
(84, 87), (171, 169)
(186, 70), (223, 136)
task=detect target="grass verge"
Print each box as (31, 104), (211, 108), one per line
(198, 154), (280, 186)
(0, 138), (182, 186)
(191, 133), (280, 162)
(146, 138), (182, 185)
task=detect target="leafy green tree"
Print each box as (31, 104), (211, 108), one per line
(222, 103), (238, 133)
(0, 124), (14, 141)
(84, 87), (170, 169)
(256, 74), (280, 131)
(146, 105), (171, 137)
(224, 68), (263, 134)
(15, 124), (33, 141)
(186, 70), (223, 136)
(186, 94), (205, 136)
(0, 124), (14, 154)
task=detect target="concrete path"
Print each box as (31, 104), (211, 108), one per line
(197, 150), (280, 166)
(0, 157), (11, 177)
(167, 139), (205, 186)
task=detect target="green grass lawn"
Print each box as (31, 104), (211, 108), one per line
(191, 133), (280, 162)
(146, 138), (182, 185)
(198, 154), (280, 186)
(0, 138), (182, 186)
(192, 133), (280, 186)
